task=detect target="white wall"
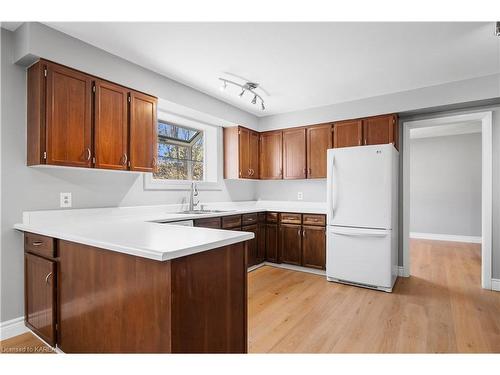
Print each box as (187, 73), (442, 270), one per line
(0, 28), (257, 323)
(256, 179), (326, 202)
(410, 133), (482, 236)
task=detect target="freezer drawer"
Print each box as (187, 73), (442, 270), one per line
(326, 226), (393, 289)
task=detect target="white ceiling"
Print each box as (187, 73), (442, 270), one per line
(45, 22), (499, 117)
(410, 121), (482, 139)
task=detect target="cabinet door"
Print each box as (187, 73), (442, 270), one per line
(25, 253), (56, 346)
(130, 91), (157, 172)
(257, 222), (266, 263)
(238, 127), (250, 178)
(94, 80), (129, 170)
(279, 224), (302, 266)
(307, 124), (332, 178)
(249, 130), (260, 179)
(302, 225), (326, 269)
(46, 62), (92, 167)
(283, 128), (306, 179)
(242, 224), (258, 267)
(259, 131), (283, 179)
(363, 115), (395, 147)
(333, 120), (362, 148)
(265, 223), (279, 262)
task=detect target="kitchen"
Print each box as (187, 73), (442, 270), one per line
(1, 9), (500, 370)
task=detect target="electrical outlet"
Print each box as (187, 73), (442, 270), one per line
(60, 192), (72, 208)
(297, 192), (303, 201)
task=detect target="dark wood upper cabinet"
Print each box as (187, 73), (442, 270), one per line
(302, 225), (326, 270)
(129, 91), (158, 172)
(333, 119), (362, 148)
(363, 114), (399, 150)
(24, 253), (56, 346)
(94, 80), (129, 170)
(283, 128), (307, 179)
(223, 126), (259, 179)
(46, 62), (93, 167)
(306, 124), (332, 178)
(259, 131), (283, 179)
(279, 224), (302, 266)
(27, 59), (157, 172)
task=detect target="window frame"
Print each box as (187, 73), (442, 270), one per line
(144, 111), (223, 191)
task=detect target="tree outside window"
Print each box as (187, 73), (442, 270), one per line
(154, 121), (204, 181)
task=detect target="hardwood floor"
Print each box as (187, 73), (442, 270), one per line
(2, 239), (499, 353)
(0, 332), (54, 354)
(248, 239), (500, 353)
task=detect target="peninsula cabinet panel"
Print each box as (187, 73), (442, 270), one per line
(283, 128), (307, 179)
(333, 120), (362, 148)
(24, 253), (56, 347)
(46, 62), (93, 167)
(363, 114), (399, 150)
(129, 91), (158, 172)
(279, 224), (302, 266)
(302, 225), (326, 270)
(94, 80), (129, 170)
(307, 124), (332, 178)
(265, 223), (279, 262)
(259, 131), (283, 179)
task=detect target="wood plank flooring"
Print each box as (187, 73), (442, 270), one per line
(0, 332), (54, 354)
(2, 239), (499, 353)
(248, 239), (500, 353)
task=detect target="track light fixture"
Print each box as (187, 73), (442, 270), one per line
(496, 21), (500, 37)
(218, 78), (266, 111)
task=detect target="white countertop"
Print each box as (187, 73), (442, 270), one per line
(14, 200), (326, 261)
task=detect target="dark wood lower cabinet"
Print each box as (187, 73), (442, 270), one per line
(257, 221), (266, 264)
(279, 224), (302, 266)
(24, 253), (56, 346)
(302, 225), (326, 269)
(265, 223), (279, 263)
(242, 224), (259, 267)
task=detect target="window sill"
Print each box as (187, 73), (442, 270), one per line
(143, 173), (223, 191)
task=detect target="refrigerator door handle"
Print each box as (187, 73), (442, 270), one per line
(329, 155), (335, 219)
(330, 228), (388, 237)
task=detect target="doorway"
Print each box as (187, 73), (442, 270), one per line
(402, 111), (492, 289)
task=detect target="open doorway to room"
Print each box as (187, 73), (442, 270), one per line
(403, 112), (492, 289)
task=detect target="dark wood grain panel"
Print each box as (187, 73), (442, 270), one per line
(259, 131), (283, 179)
(307, 124), (332, 178)
(265, 223), (279, 263)
(46, 62), (93, 167)
(242, 224), (259, 267)
(221, 215), (242, 229)
(129, 91), (157, 172)
(57, 241), (172, 353)
(283, 127), (307, 179)
(249, 130), (260, 179)
(171, 243), (247, 353)
(94, 80), (129, 170)
(24, 253), (56, 346)
(27, 61), (46, 166)
(279, 224), (302, 266)
(242, 213), (258, 225)
(279, 212), (302, 224)
(302, 225), (326, 269)
(363, 114), (394, 147)
(266, 212), (278, 223)
(257, 221), (266, 264)
(302, 214), (326, 226)
(194, 216), (221, 229)
(333, 119), (362, 148)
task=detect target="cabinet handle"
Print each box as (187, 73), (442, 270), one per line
(308, 167), (312, 175)
(45, 272), (53, 285)
(303, 229), (306, 237)
(31, 241), (43, 246)
(122, 153), (128, 167)
(85, 147), (91, 161)
(298, 229), (301, 237)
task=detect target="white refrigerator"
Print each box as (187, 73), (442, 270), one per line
(326, 144), (399, 292)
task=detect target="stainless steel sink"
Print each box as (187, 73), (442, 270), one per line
(174, 209), (232, 214)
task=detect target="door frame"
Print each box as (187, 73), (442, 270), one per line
(402, 111), (492, 289)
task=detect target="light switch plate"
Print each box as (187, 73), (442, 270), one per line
(297, 192), (303, 201)
(60, 192), (72, 208)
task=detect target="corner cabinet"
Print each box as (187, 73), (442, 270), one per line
(223, 126), (259, 179)
(27, 59), (158, 172)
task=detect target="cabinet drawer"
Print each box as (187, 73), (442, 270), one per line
(279, 213), (302, 224)
(302, 214), (326, 226)
(222, 215), (242, 229)
(24, 233), (55, 258)
(194, 217), (221, 229)
(258, 212), (267, 223)
(266, 212), (278, 223)
(242, 213), (258, 226)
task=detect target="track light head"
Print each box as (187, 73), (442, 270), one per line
(251, 95), (257, 105)
(239, 88), (245, 97)
(496, 21), (500, 36)
(220, 80), (227, 91)
(261, 101), (265, 111)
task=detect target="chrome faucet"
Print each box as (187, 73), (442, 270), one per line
(188, 182), (199, 211)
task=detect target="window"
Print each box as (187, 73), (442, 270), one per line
(154, 121), (204, 181)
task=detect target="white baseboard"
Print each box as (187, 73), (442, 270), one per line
(491, 278), (500, 292)
(397, 266), (406, 277)
(410, 232), (482, 244)
(0, 316), (28, 340)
